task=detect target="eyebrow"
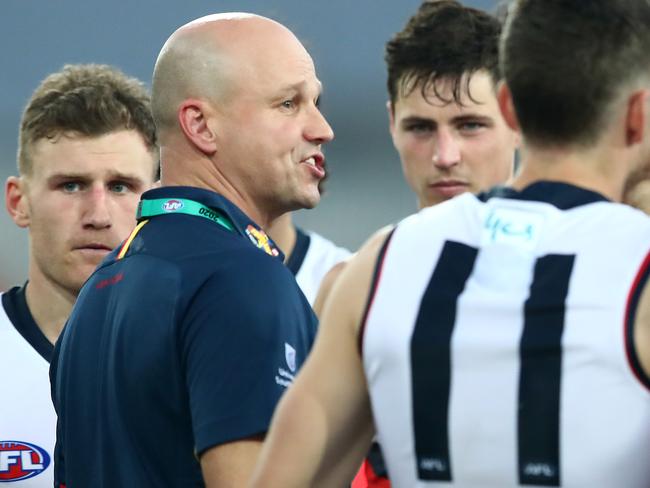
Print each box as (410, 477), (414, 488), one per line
(278, 79), (324, 97)
(46, 171), (148, 184)
(400, 113), (494, 126)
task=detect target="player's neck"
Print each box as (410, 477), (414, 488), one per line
(512, 143), (629, 202)
(160, 146), (280, 229)
(25, 272), (77, 345)
(266, 213), (297, 262)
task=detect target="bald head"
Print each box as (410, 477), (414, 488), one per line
(152, 13), (309, 135)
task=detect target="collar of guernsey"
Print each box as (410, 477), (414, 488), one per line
(117, 194), (282, 259)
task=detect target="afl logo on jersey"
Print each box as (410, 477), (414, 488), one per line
(162, 199), (184, 212)
(0, 441), (50, 482)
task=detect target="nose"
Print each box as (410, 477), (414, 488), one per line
(305, 106), (334, 144)
(82, 185), (111, 229)
(433, 128), (461, 168)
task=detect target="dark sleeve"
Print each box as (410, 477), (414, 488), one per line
(180, 250), (317, 455)
(50, 332), (66, 487)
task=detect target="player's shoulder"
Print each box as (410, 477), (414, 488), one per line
(343, 224), (395, 282)
(304, 229), (351, 256)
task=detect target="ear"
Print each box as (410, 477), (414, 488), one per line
(177, 99), (218, 155)
(386, 100), (396, 138)
(5, 176), (30, 228)
(625, 89), (649, 146)
(497, 82), (520, 132)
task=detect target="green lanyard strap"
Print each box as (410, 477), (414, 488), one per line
(137, 198), (236, 233)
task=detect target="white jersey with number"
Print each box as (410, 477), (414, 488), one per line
(362, 182), (650, 488)
(288, 228), (351, 305)
(0, 287), (55, 486)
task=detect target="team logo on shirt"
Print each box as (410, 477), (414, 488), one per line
(285, 343), (297, 373)
(162, 199), (184, 212)
(0, 441), (50, 482)
(245, 225), (280, 257)
(275, 343), (297, 388)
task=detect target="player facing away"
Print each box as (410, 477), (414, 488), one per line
(314, 2), (520, 484)
(251, 1), (650, 487)
(51, 13), (333, 487)
(0, 64), (157, 487)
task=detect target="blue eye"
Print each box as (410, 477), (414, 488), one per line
(110, 182), (129, 194)
(61, 182), (82, 192)
(406, 123), (433, 134)
(459, 122), (484, 131)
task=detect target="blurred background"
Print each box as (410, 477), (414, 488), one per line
(0, 0), (497, 288)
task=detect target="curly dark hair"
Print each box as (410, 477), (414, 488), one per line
(18, 63), (157, 175)
(385, 0), (502, 106)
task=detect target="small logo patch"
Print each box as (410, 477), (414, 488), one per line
(0, 441), (50, 482)
(245, 225), (280, 257)
(285, 343), (297, 373)
(162, 199), (184, 212)
(481, 206), (545, 250)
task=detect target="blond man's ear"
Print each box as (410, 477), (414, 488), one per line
(5, 176), (30, 228)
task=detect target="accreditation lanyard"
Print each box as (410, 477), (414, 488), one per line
(137, 198), (236, 233)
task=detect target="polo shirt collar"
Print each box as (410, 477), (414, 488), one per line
(139, 186), (284, 260)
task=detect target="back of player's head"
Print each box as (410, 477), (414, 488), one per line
(385, 0), (501, 106)
(18, 64), (157, 176)
(502, 0), (650, 148)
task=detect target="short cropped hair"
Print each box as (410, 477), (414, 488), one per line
(385, 0), (502, 106)
(18, 64), (158, 175)
(502, 0), (650, 148)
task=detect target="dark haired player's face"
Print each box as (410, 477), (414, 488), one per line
(389, 71), (518, 209)
(9, 130), (156, 295)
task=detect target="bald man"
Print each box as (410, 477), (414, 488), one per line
(50, 13), (333, 487)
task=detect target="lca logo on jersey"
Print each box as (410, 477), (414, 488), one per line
(285, 342), (297, 373)
(0, 441), (50, 482)
(162, 199), (184, 212)
(482, 206), (545, 250)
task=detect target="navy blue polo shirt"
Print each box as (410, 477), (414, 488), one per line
(50, 186), (317, 487)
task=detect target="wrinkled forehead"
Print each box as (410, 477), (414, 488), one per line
(231, 29), (319, 89)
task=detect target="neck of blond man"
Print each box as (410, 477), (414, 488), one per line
(25, 267), (77, 345)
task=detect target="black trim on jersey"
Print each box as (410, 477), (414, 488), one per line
(286, 227), (311, 276)
(367, 441), (389, 478)
(358, 229), (396, 355)
(518, 254), (575, 487)
(2, 284), (54, 363)
(625, 250), (650, 391)
(478, 181), (609, 210)
(411, 241), (478, 481)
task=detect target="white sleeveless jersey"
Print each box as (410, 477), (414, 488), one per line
(288, 228), (351, 305)
(0, 288), (55, 486)
(362, 183), (650, 488)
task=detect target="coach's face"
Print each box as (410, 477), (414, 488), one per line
(5, 130), (156, 296)
(389, 70), (518, 209)
(210, 22), (334, 222)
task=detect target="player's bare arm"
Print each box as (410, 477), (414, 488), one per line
(313, 225), (394, 317)
(250, 227), (392, 487)
(312, 259), (349, 317)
